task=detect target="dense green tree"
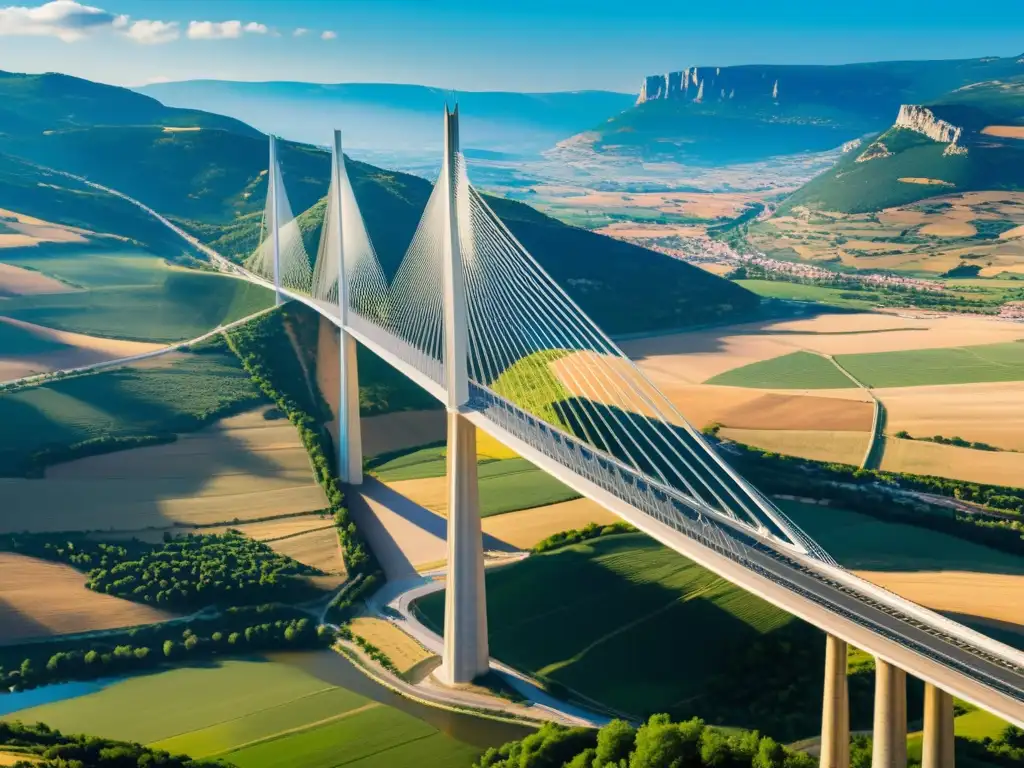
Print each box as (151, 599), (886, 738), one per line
(595, 719), (637, 768)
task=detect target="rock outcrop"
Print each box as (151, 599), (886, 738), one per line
(894, 104), (962, 144)
(856, 140), (892, 162)
(635, 67), (774, 104)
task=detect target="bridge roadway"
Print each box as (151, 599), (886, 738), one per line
(53, 175), (1022, 727)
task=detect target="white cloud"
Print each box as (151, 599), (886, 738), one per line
(292, 27), (307, 36)
(320, 29), (336, 40)
(187, 19), (269, 40)
(126, 18), (179, 44)
(0, 0), (118, 42)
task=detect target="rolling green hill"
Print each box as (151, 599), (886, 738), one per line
(780, 77), (1024, 214)
(0, 70), (758, 336)
(573, 55), (1024, 165)
(0, 70), (258, 138)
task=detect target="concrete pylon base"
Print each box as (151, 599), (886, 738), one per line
(872, 659), (908, 768)
(439, 411), (489, 685)
(922, 684), (955, 768)
(821, 634), (851, 768)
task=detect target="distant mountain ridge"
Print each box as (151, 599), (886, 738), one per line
(137, 80), (636, 154)
(560, 55), (1024, 165)
(0, 69), (755, 335)
(0, 70), (259, 139)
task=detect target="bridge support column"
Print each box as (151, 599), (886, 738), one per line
(337, 329), (363, 485)
(921, 684), (955, 768)
(440, 411), (489, 685)
(820, 634), (850, 768)
(268, 134), (283, 307)
(872, 660), (907, 768)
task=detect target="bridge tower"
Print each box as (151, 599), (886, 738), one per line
(331, 130), (364, 485)
(439, 105), (490, 685)
(268, 134), (283, 306)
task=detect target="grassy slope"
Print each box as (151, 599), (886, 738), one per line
(780, 76), (1024, 214)
(0, 246), (273, 342)
(1, 656), (480, 767)
(0, 348), (266, 476)
(708, 342), (1024, 389)
(416, 532), (826, 738)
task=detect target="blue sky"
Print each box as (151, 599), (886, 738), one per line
(0, 0), (1021, 92)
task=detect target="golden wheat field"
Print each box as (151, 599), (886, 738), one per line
(0, 316), (166, 381)
(879, 437), (1024, 487)
(348, 617), (433, 674)
(0, 262), (76, 296)
(718, 428), (870, 466)
(0, 553), (175, 644)
(480, 499), (620, 550)
(269, 527), (346, 586)
(854, 570), (1024, 629)
(0, 208), (92, 249)
(878, 380), (1024, 452)
(0, 409), (328, 534)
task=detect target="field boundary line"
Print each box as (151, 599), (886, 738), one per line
(151, 684), (339, 745)
(815, 352), (885, 469)
(207, 701), (382, 757)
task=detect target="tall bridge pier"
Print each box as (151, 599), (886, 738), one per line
(438, 105), (490, 685)
(819, 634), (956, 768)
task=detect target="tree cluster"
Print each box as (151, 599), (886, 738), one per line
(533, 522), (636, 554)
(720, 440), (1024, 556)
(0, 605), (332, 692)
(225, 307), (379, 579)
(1, 531), (322, 611)
(0, 720), (232, 768)
(477, 715), (816, 768)
(325, 572), (382, 624)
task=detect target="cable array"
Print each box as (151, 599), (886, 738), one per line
(249, 155), (314, 294)
(455, 156), (827, 557)
(254, 132), (828, 560)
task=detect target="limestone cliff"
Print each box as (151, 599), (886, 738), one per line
(894, 104), (963, 145)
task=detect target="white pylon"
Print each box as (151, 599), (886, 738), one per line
(332, 130), (363, 486)
(439, 104), (489, 686)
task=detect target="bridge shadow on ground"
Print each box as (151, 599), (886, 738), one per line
(413, 531), (927, 741)
(348, 477), (517, 582)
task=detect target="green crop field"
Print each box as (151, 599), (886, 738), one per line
(776, 500), (1024, 574)
(734, 280), (880, 310)
(224, 703), (478, 768)
(415, 532), (811, 728)
(706, 350), (855, 389)
(1, 655), (481, 768)
(0, 247), (273, 342)
(369, 445), (580, 517)
(834, 342), (1024, 388)
(0, 350), (265, 475)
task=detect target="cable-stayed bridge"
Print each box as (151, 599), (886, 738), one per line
(225, 109), (1020, 763)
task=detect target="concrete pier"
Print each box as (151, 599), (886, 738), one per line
(872, 660), (908, 768)
(440, 411), (489, 684)
(922, 684), (955, 768)
(821, 634), (851, 768)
